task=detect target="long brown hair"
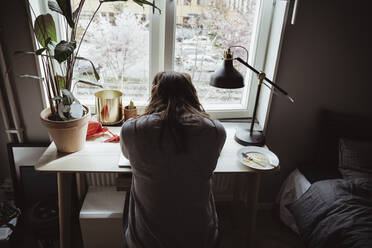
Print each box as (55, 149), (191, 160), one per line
(143, 71), (209, 152)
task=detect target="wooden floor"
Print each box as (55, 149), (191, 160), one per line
(217, 203), (305, 248)
(10, 203), (304, 248)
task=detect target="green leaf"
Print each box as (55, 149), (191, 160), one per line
(133, 0), (161, 13)
(77, 79), (103, 88)
(52, 96), (63, 101)
(48, 1), (63, 14)
(49, 0), (75, 28)
(45, 37), (52, 46)
(61, 88), (76, 105)
(54, 41), (76, 63)
(34, 14), (57, 47)
(14, 51), (36, 55)
(50, 40), (58, 46)
(56, 89), (83, 120)
(75, 56), (100, 80)
(14, 51), (54, 58)
(57, 101), (68, 120)
(73, 0), (86, 20)
(20, 74), (44, 81)
(56, 75), (66, 88)
(70, 102), (83, 119)
(36, 47), (47, 55)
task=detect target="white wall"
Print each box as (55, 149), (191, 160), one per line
(261, 0), (372, 201)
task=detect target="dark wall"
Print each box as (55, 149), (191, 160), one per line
(0, 0), (49, 181)
(261, 0), (372, 201)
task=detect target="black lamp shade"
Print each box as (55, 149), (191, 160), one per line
(210, 59), (244, 89)
(209, 47), (293, 146)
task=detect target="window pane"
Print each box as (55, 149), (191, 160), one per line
(72, 0), (150, 106)
(175, 0), (258, 107)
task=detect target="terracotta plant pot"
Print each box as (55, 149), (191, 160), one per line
(40, 106), (90, 153)
(124, 106), (137, 121)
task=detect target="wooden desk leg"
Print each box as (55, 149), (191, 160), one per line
(76, 172), (87, 207)
(57, 172), (73, 248)
(246, 173), (261, 248)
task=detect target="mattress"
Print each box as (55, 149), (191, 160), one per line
(276, 168), (311, 234)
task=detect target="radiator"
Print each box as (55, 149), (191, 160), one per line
(86, 173), (237, 201)
(213, 174), (238, 202)
(86, 173), (118, 187)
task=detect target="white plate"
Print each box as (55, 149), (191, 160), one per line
(237, 146), (279, 170)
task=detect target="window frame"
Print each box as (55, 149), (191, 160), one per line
(34, 0), (285, 120)
(29, 0), (68, 109)
(152, 0), (278, 119)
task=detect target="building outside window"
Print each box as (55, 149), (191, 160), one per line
(33, 0), (288, 119)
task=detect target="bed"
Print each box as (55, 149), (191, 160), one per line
(277, 110), (372, 248)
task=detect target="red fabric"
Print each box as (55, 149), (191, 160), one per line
(86, 121), (120, 143)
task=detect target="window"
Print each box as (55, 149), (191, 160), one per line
(175, 0), (258, 110)
(37, 0), (289, 119)
(72, 0), (151, 106)
(183, 0), (192, 6)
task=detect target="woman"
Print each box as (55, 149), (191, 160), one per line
(120, 72), (226, 248)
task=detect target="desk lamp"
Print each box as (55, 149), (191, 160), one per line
(210, 46), (294, 146)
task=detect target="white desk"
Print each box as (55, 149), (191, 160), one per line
(36, 123), (279, 248)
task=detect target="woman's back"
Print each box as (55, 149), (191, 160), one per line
(121, 112), (226, 248)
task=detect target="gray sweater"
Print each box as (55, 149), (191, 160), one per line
(120, 112), (226, 248)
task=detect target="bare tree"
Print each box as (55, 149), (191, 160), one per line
(201, 5), (255, 58)
(75, 10), (149, 85)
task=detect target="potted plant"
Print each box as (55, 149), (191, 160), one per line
(124, 100), (137, 121)
(17, 0), (160, 152)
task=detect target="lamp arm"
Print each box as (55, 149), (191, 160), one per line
(235, 57), (294, 102)
(228, 46), (249, 62)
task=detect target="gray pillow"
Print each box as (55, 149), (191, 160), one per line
(338, 138), (372, 179)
